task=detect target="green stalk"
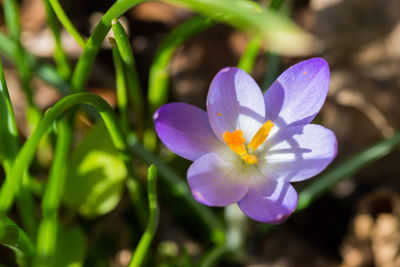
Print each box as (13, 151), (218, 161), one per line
(198, 245), (230, 267)
(129, 165), (159, 267)
(261, 0), (286, 92)
(0, 58), (37, 239)
(148, 15), (216, 112)
(43, 0), (71, 80)
(111, 19), (144, 123)
(110, 38), (130, 134)
(34, 120), (72, 267)
(0, 31), (72, 95)
(237, 35), (262, 73)
(3, 0), (33, 104)
(48, 0), (86, 48)
(0, 93), (129, 217)
(5, 0), (53, 167)
(145, 15), (215, 151)
(109, 39), (148, 224)
(0, 58), (19, 171)
(269, 0), (285, 10)
(71, 0), (148, 92)
(15, 176), (37, 239)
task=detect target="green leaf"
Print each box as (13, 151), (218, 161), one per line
(0, 217), (35, 266)
(148, 15), (215, 111)
(53, 226), (86, 267)
(63, 122), (127, 217)
(0, 58), (19, 171)
(168, 0), (315, 56)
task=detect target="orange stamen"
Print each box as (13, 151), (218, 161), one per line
(222, 130), (246, 156)
(247, 120), (274, 153)
(223, 121), (274, 165)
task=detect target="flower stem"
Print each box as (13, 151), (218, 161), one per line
(110, 37), (130, 135)
(0, 93), (129, 217)
(0, 58), (37, 239)
(262, 0), (286, 91)
(198, 245), (230, 267)
(34, 120), (72, 267)
(71, 0), (148, 92)
(269, 0), (285, 10)
(0, 58), (19, 170)
(111, 19), (144, 132)
(148, 15), (216, 112)
(129, 165), (159, 267)
(0, 31), (72, 95)
(43, 0), (71, 80)
(237, 35), (262, 73)
(3, 0), (34, 104)
(48, 0), (86, 48)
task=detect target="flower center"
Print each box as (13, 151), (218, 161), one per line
(222, 120), (274, 165)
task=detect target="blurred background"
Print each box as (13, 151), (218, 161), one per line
(1, 0), (400, 266)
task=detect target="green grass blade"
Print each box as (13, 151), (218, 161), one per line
(111, 19), (144, 124)
(148, 15), (216, 111)
(34, 120), (72, 267)
(0, 58), (19, 171)
(110, 38), (130, 134)
(71, 0), (148, 92)
(111, 19), (134, 66)
(3, 0), (34, 103)
(129, 165), (159, 267)
(43, 0), (71, 80)
(261, 0), (287, 92)
(0, 58), (38, 239)
(237, 35), (262, 73)
(0, 93), (129, 217)
(48, 0), (86, 48)
(237, 0), (285, 75)
(269, 0), (285, 10)
(167, 0), (314, 56)
(0, 31), (72, 95)
(198, 245), (230, 267)
(0, 217), (35, 266)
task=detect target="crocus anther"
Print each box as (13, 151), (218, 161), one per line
(223, 121), (274, 165)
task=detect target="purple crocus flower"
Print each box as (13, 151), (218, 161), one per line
(153, 58), (337, 223)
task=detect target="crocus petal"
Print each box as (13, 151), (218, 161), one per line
(264, 58), (330, 132)
(154, 103), (223, 161)
(207, 67), (265, 141)
(258, 124), (337, 182)
(187, 152), (250, 207)
(238, 176), (298, 223)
